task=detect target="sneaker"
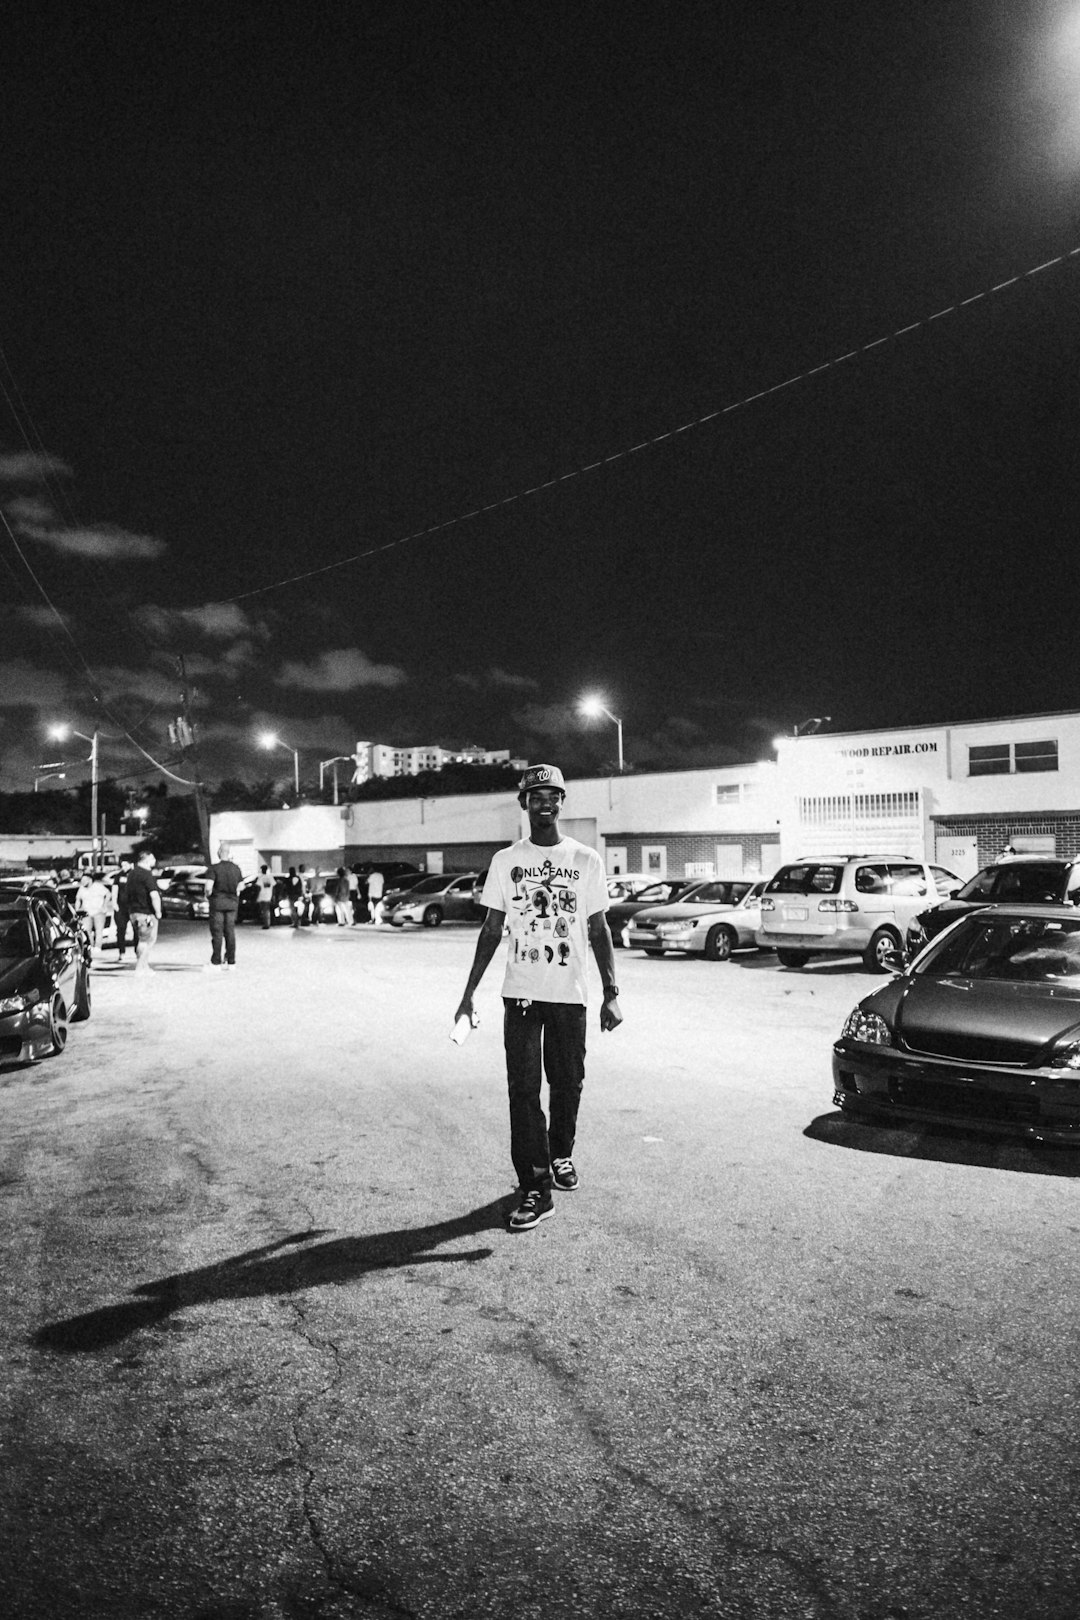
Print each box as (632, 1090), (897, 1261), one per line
(204, 963), (225, 972)
(551, 1157), (579, 1192)
(508, 1188), (554, 1231)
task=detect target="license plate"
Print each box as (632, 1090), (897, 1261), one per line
(783, 907), (809, 921)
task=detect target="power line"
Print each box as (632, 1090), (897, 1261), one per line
(210, 244), (1080, 607)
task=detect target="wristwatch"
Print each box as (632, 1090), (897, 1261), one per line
(602, 985), (620, 1001)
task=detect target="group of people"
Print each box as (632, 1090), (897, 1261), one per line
(263, 864), (386, 929)
(69, 851), (162, 971)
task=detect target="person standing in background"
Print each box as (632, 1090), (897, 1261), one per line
(204, 842), (243, 970)
(367, 867), (384, 924)
(332, 867), (352, 926)
(126, 851), (161, 972)
(113, 857), (133, 962)
(255, 864), (276, 930)
(75, 871), (114, 963)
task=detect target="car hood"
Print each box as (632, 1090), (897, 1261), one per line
(875, 975), (1080, 1065)
(0, 958), (35, 998)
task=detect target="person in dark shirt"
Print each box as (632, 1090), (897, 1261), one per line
(126, 851), (161, 972)
(113, 858), (133, 962)
(204, 842), (243, 970)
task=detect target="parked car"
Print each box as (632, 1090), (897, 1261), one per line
(627, 879), (770, 960)
(606, 875), (664, 902)
(159, 878), (211, 920)
(387, 873), (482, 928)
(607, 880), (707, 947)
(757, 855), (962, 972)
(156, 863), (208, 894)
(0, 894), (91, 1064)
(832, 903), (1080, 1144)
(237, 875), (291, 925)
(906, 856), (1080, 955)
(627, 879), (763, 956)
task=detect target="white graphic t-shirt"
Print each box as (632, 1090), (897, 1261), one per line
(482, 836), (608, 1004)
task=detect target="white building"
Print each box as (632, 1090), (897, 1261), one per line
(213, 708), (1080, 884)
(351, 740), (526, 783)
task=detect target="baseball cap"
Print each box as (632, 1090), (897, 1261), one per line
(518, 763), (566, 795)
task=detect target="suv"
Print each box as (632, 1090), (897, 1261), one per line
(907, 855), (1080, 954)
(757, 854), (961, 971)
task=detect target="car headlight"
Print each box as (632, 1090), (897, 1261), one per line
(840, 1008), (892, 1045)
(656, 920), (689, 934)
(1049, 1042), (1080, 1071)
(0, 990), (39, 1015)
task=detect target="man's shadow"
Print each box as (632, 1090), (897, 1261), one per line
(34, 1198), (511, 1354)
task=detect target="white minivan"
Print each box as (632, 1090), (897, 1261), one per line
(756, 854), (961, 971)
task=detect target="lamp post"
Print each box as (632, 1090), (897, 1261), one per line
(48, 724), (100, 860)
(258, 731), (300, 797)
(578, 694), (624, 773)
(319, 755), (353, 805)
(34, 761), (67, 792)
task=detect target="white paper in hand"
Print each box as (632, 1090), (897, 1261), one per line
(450, 1012), (478, 1045)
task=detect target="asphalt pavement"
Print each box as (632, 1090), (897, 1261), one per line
(2, 917), (1079, 1619)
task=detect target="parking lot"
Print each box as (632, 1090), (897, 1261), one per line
(3, 919), (1079, 1618)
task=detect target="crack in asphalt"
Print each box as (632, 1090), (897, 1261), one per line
(513, 1324), (846, 1619)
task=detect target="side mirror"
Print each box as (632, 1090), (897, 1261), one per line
(882, 945), (907, 974)
(947, 886), (962, 899)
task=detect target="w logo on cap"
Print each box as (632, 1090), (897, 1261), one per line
(519, 763), (565, 793)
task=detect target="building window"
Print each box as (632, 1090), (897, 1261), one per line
(714, 784), (740, 806)
(1015, 740), (1058, 773)
(968, 740), (1057, 776)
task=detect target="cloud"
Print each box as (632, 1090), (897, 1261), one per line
(275, 648), (407, 692)
(454, 666), (540, 694)
(511, 701), (577, 742)
(0, 452), (73, 484)
(0, 660), (71, 710)
(133, 600), (264, 641)
(23, 522), (167, 561)
(14, 603), (68, 629)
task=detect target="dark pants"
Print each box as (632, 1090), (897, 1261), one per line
(209, 901), (238, 964)
(257, 902), (272, 929)
(115, 907), (131, 957)
(503, 999), (587, 1192)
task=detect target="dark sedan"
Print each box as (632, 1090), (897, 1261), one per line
(906, 856), (1080, 953)
(0, 895), (91, 1064)
(607, 880), (706, 948)
(833, 904), (1080, 1144)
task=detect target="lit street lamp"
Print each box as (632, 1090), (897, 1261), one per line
(34, 761), (67, 792)
(579, 694), (624, 773)
(48, 724), (100, 859)
(258, 731), (300, 797)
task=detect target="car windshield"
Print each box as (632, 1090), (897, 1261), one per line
(402, 876), (444, 894)
(682, 880), (752, 905)
(957, 863), (1067, 905)
(0, 914), (33, 960)
(765, 864), (843, 896)
(920, 914), (1080, 984)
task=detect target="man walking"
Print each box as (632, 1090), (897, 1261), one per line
(205, 842), (243, 969)
(126, 850), (161, 972)
(454, 763), (622, 1232)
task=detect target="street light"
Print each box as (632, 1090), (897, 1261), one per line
(258, 730), (300, 796)
(578, 693), (624, 772)
(48, 724), (100, 860)
(319, 755), (353, 805)
(34, 761), (67, 792)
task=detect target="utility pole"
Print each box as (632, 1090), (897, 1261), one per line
(171, 655), (212, 860)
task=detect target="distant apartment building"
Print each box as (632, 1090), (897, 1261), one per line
(351, 741), (527, 783)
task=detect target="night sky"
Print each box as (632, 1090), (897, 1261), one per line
(3, 2), (1079, 796)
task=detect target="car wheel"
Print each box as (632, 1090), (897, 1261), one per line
(422, 906), (443, 928)
(704, 925), (735, 962)
(776, 948), (810, 968)
(71, 964), (92, 1022)
(46, 992), (69, 1055)
(864, 927), (901, 973)
(644, 947), (665, 957)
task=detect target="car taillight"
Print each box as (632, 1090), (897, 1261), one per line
(818, 899), (858, 913)
(759, 897), (775, 912)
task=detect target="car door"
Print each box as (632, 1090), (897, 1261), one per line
(446, 877), (476, 920)
(734, 881), (766, 946)
(40, 906), (80, 1009)
(886, 862), (933, 936)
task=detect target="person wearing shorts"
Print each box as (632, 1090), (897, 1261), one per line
(126, 851), (161, 971)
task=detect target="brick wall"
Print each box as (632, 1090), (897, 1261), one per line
(611, 831), (774, 878)
(933, 813), (1080, 867)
